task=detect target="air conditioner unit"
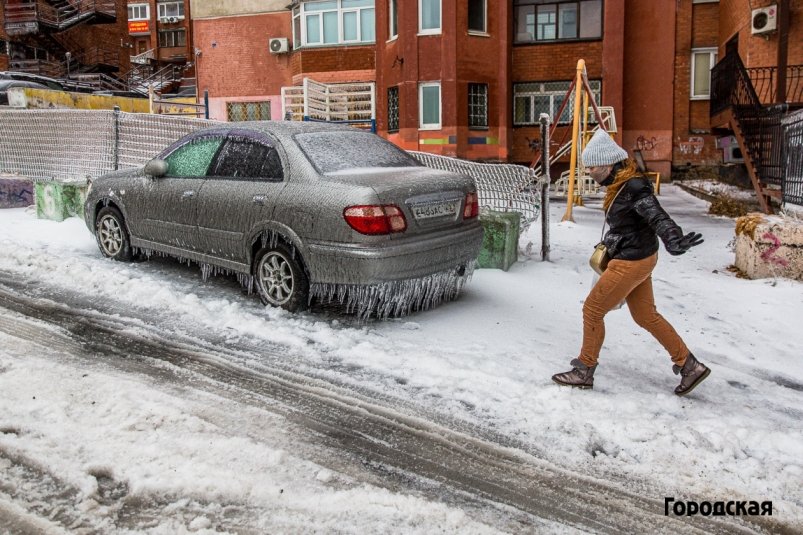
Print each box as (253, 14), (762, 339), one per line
(751, 5), (778, 36)
(269, 37), (289, 54)
(167, 16), (178, 23)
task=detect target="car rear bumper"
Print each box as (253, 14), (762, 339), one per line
(306, 223), (484, 285)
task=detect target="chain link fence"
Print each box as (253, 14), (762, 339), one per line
(0, 109), (543, 235)
(0, 109), (218, 179)
(410, 151), (542, 233)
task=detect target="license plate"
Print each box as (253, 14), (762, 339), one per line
(412, 200), (458, 220)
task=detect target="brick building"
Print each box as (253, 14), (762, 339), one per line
(5, 1), (800, 180)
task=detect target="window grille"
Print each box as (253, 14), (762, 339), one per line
(468, 83), (488, 128)
(387, 87), (399, 132)
(226, 101), (272, 122)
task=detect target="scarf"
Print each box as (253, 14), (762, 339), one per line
(602, 158), (640, 211)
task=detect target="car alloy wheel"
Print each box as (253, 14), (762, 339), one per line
(99, 214), (124, 256)
(258, 251), (295, 305)
(253, 244), (309, 312)
(95, 206), (133, 261)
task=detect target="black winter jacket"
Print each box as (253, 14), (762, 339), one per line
(602, 175), (683, 261)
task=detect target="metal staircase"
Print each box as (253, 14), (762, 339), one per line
(711, 52), (794, 213)
(3, 0), (118, 82)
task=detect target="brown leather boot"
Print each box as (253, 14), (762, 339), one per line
(552, 358), (597, 389)
(673, 353), (710, 396)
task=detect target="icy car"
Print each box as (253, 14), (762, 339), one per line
(84, 122), (483, 317)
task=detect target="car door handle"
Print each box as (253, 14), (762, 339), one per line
(182, 190), (195, 199)
(253, 194), (266, 205)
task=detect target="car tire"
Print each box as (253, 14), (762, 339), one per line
(95, 206), (134, 261)
(253, 244), (309, 312)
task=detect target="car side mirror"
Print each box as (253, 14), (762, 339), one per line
(144, 159), (168, 178)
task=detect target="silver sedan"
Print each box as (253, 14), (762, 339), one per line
(84, 121), (483, 317)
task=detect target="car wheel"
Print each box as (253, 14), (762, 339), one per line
(95, 206), (133, 261)
(253, 244), (309, 312)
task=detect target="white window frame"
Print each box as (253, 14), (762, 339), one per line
(468, 0), (488, 35)
(691, 48), (717, 100)
(419, 82), (442, 130)
(158, 28), (186, 48)
(157, 1), (184, 19)
(291, 0), (376, 48)
(419, 0), (442, 35)
(389, 0), (398, 40)
(127, 3), (149, 21)
(513, 80), (601, 126)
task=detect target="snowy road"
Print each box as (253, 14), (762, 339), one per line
(0, 186), (801, 533)
(0, 273), (770, 534)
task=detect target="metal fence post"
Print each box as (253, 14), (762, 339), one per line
(539, 113), (551, 262)
(113, 105), (120, 171)
(204, 90), (209, 120)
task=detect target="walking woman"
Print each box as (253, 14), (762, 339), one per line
(552, 129), (710, 396)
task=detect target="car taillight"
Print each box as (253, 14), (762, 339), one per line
(463, 192), (479, 219)
(344, 205), (407, 235)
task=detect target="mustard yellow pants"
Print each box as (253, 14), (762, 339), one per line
(578, 253), (689, 368)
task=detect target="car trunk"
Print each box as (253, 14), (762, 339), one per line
(323, 166), (475, 238)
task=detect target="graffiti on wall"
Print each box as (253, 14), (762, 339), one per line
(635, 135), (658, 152)
(678, 136), (705, 156)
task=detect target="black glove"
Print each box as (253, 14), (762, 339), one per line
(666, 231), (704, 256)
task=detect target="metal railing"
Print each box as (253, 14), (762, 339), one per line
(711, 51), (788, 188)
(746, 64), (803, 106)
(126, 63), (181, 95)
(130, 49), (155, 65)
(783, 110), (803, 206)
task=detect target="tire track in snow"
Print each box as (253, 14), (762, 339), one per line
(0, 284), (777, 534)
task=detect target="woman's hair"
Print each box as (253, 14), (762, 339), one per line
(602, 158), (640, 210)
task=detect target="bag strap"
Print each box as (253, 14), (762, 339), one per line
(600, 184), (626, 242)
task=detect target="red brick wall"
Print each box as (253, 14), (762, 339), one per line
(194, 13), (293, 99)
(290, 46), (375, 82)
(622, 0), (677, 177)
(720, 0), (803, 68)
(376, 0), (509, 160)
(671, 0), (721, 167)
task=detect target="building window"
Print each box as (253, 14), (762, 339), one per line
(127, 3), (149, 21)
(513, 80), (601, 125)
(0, 40), (7, 55)
(158, 29), (186, 47)
(419, 0), (441, 34)
(157, 1), (184, 19)
(691, 48), (717, 99)
(389, 0), (398, 39)
(419, 82), (441, 130)
(227, 101), (272, 122)
(514, 0), (601, 43)
(387, 86), (399, 132)
(292, 0), (375, 48)
(468, 83), (488, 128)
(468, 0), (487, 33)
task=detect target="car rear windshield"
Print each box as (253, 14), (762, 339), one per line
(294, 131), (421, 174)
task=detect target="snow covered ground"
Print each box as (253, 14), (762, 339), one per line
(0, 185), (801, 532)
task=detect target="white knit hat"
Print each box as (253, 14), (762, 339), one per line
(581, 129), (629, 167)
